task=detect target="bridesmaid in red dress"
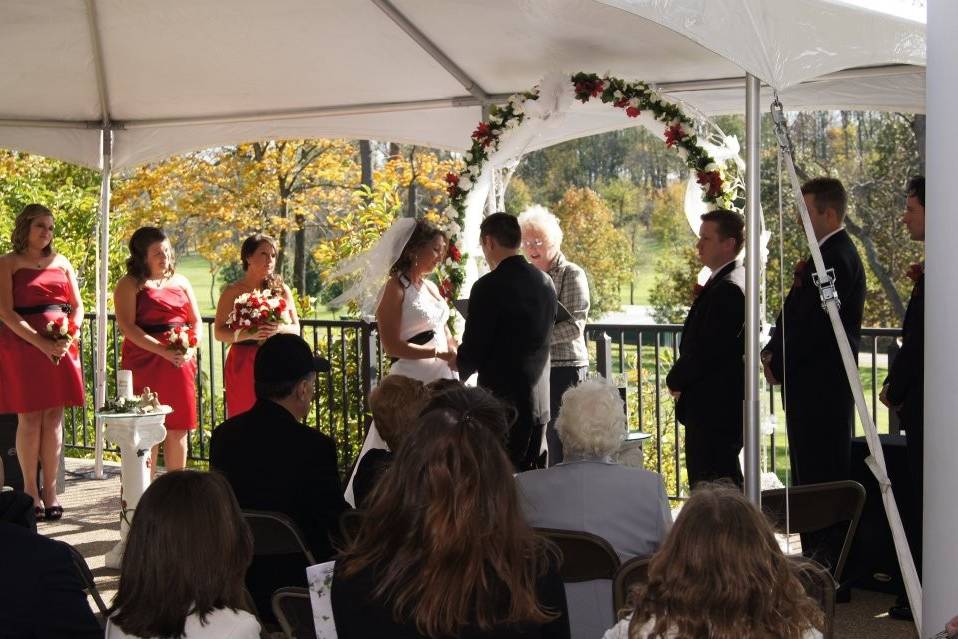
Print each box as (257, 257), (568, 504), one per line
(214, 234), (299, 417)
(114, 227), (202, 473)
(0, 204), (84, 520)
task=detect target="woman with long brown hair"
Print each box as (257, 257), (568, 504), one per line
(214, 233), (299, 417)
(0, 204), (84, 520)
(332, 386), (570, 638)
(114, 227), (202, 473)
(106, 470), (259, 638)
(604, 484), (824, 639)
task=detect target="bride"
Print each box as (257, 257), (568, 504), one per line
(330, 217), (457, 503)
(374, 219), (457, 380)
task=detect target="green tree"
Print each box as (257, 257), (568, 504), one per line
(553, 187), (634, 316)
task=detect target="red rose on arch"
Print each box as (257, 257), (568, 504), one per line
(471, 122), (494, 147)
(448, 242), (462, 262)
(438, 278), (453, 299)
(625, 106), (641, 118)
(696, 170), (724, 200)
(665, 123), (687, 148)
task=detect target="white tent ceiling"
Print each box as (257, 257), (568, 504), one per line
(0, 0), (926, 171)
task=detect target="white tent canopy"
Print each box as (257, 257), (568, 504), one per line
(0, 0), (925, 171)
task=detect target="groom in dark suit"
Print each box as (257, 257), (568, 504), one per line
(667, 209), (745, 487)
(457, 212), (557, 471)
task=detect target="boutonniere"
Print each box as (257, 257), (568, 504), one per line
(692, 283), (705, 298)
(792, 260), (808, 289)
(906, 262), (923, 283)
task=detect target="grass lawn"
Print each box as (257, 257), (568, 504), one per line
(619, 234), (665, 306)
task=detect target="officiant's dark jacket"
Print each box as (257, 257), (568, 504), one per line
(765, 229), (865, 485)
(458, 255), (557, 471)
(666, 261), (745, 485)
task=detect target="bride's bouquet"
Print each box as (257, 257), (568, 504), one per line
(163, 325), (198, 354)
(226, 289), (292, 330)
(45, 316), (79, 364)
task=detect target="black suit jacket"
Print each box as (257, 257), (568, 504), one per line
(667, 261), (745, 430)
(0, 522), (102, 639)
(885, 269), (924, 432)
(458, 255), (557, 469)
(766, 229), (866, 392)
(210, 399), (349, 560)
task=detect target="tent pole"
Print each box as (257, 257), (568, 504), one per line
(93, 128), (112, 480)
(744, 73), (762, 504)
(923, 0), (958, 632)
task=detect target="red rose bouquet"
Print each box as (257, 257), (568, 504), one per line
(164, 326), (198, 354)
(226, 289), (291, 331)
(45, 316), (79, 364)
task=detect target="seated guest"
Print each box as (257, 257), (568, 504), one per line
(604, 484), (824, 639)
(332, 386), (570, 638)
(210, 333), (348, 619)
(424, 376), (463, 397)
(352, 375), (428, 508)
(0, 521), (102, 638)
(516, 379), (671, 639)
(106, 470), (259, 639)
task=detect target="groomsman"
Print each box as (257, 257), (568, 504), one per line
(762, 177), (866, 490)
(881, 176), (924, 621)
(667, 210), (745, 487)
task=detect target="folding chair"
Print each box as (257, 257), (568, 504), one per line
(790, 556), (837, 639)
(272, 586), (317, 639)
(242, 510), (316, 625)
(762, 480), (866, 584)
(534, 527), (621, 621)
(64, 542), (109, 621)
(612, 555), (651, 614)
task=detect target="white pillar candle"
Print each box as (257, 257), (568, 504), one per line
(117, 369), (134, 400)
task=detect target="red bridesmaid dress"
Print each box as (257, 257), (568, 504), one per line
(120, 286), (198, 431)
(0, 268), (84, 413)
(224, 340), (257, 417)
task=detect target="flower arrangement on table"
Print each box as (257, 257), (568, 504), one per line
(45, 316), (79, 364)
(99, 387), (164, 415)
(226, 289), (292, 332)
(436, 71), (739, 307)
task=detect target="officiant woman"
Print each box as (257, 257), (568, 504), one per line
(214, 234), (299, 418)
(519, 206), (590, 465)
(115, 227), (202, 474)
(0, 204), (84, 520)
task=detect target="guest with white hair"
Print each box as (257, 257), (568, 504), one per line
(516, 379), (671, 639)
(518, 205), (590, 465)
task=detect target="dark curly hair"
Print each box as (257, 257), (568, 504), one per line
(240, 233), (284, 293)
(126, 227), (174, 282)
(11, 204), (54, 256)
(389, 220), (446, 280)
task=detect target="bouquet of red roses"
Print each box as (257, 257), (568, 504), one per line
(163, 326), (198, 354)
(226, 289), (291, 331)
(45, 316), (79, 364)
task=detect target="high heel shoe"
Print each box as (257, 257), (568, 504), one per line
(44, 505), (64, 521)
(34, 506), (45, 522)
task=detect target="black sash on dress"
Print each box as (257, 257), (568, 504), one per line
(14, 303), (72, 316)
(388, 330), (436, 364)
(137, 321), (188, 334)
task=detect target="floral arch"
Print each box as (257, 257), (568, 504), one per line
(435, 71), (744, 304)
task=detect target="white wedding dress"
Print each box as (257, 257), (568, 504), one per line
(344, 280), (455, 505)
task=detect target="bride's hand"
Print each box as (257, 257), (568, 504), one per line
(438, 348), (457, 370)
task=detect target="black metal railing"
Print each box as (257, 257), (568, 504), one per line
(65, 315), (900, 496)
